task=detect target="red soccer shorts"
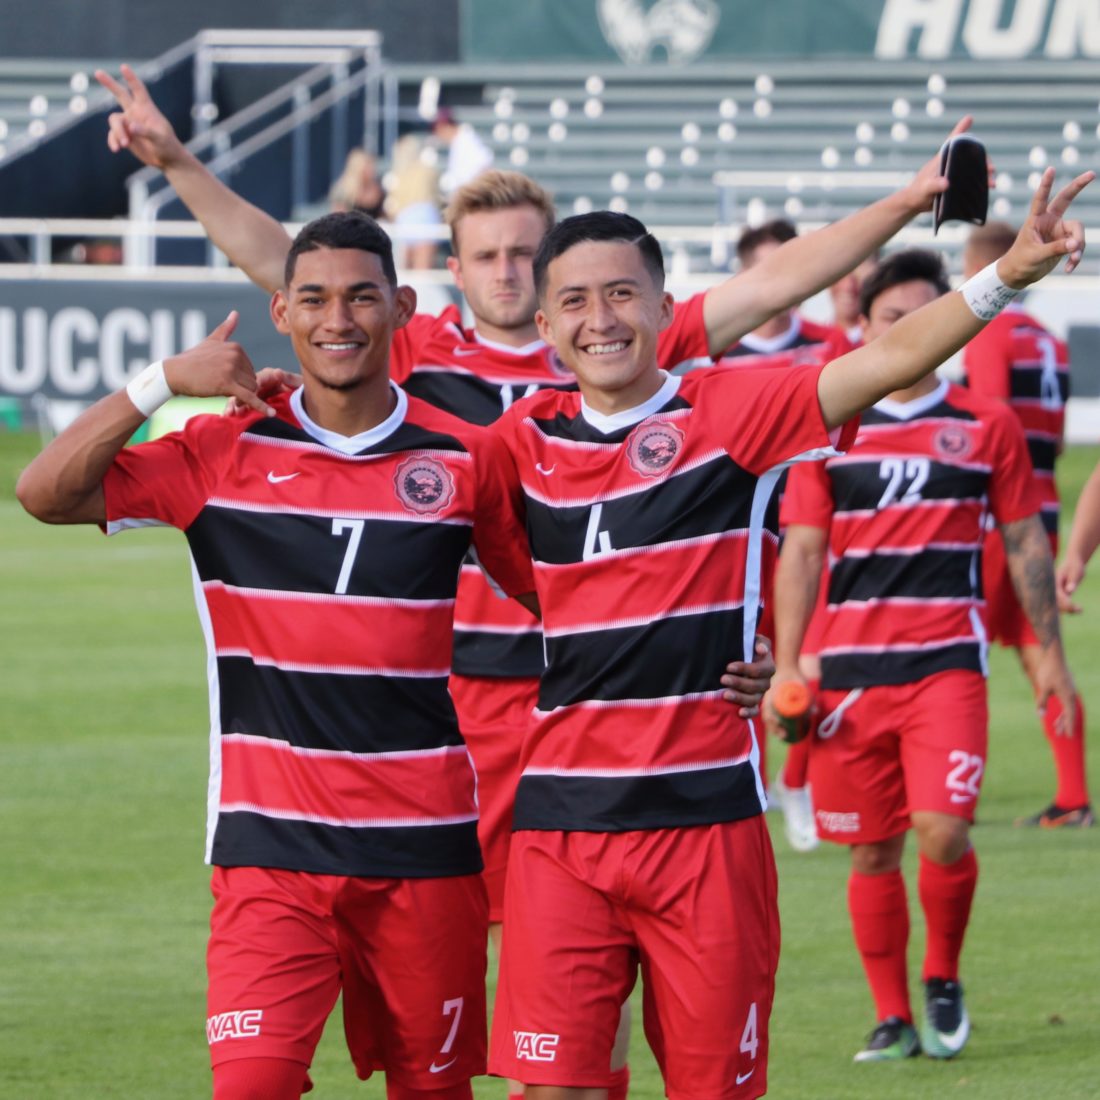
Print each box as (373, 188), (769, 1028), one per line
(206, 866), (488, 1088)
(449, 673), (537, 922)
(982, 525), (1058, 648)
(490, 819), (779, 1099)
(809, 669), (989, 845)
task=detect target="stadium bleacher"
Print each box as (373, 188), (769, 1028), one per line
(1, 40), (1097, 280)
(0, 58), (120, 159)
(413, 58), (1100, 240)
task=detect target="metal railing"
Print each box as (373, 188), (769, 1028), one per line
(121, 29), (393, 268)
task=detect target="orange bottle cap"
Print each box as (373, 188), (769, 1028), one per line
(773, 680), (812, 718)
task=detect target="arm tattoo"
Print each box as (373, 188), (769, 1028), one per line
(1000, 515), (1061, 649)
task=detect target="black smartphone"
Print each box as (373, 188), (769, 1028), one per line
(932, 134), (989, 234)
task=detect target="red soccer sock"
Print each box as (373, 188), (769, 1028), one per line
(1043, 694), (1090, 808)
(607, 1063), (630, 1100)
(212, 1058), (311, 1100)
(919, 848), (978, 983)
(848, 869), (911, 1023)
(780, 738), (810, 789)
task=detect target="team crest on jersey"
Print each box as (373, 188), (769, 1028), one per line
(933, 424), (973, 460)
(394, 456), (456, 514)
(626, 420), (685, 477)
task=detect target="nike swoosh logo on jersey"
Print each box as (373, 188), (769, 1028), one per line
(535, 463), (556, 475)
(735, 1068), (755, 1084)
(267, 472), (300, 483)
(429, 1056), (458, 1073)
(452, 346), (482, 356)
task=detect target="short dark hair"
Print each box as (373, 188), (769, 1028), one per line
(284, 211), (397, 287)
(736, 219), (797, 266)
(859, 249), (951, 318)
(532, 211), (664, 300)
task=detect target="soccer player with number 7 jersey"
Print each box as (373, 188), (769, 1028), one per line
(17, 216), (541, 1100)
(773, 249), (1078, 1066)
(486, 166), (1090, 1099)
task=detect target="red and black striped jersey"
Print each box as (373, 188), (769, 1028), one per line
(102, 386), (533, 878)
(781, 380), (1039, 691)
(493, 362), (855, 834)
(715, 314), (853, 371)
(962, 304), (1068, 539)
(389, 298), (714, 678)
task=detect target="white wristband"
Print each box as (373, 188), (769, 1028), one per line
(959, 260), (1021, 322)
(125, 360), (174, 418)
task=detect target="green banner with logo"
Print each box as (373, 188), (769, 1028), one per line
(461, 0), (1100, 63)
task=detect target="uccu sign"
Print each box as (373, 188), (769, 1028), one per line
(0, 280), (284, 401)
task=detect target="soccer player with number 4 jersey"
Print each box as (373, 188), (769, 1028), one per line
(486, 165), (1089, 1099)
(962, 222), (1092, 829)
(772, 248), (1079, 1065)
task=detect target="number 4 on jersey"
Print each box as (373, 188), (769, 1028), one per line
(582, 503), (613, 560)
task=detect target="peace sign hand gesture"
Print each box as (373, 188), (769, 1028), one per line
(999, 167), (1095, 288)
(95, 63), (187, 170)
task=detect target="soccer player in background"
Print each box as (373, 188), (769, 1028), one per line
(16, 214), (538, 1099)
(828, 253), (881, 345)
(962, 222), (1092, 828)
(717, 219), (853, 369)
(715, 218), (855, 854)
(486, 169), (1090, 1099)
(772, 248), (1078, 1065)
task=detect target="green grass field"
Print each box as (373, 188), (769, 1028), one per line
(2, 431), (1098, 1098)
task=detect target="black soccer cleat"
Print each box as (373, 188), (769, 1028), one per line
(920, 977), (970, 1058)
(853, 1016), (921, 1062)
(1015, 802), (1095, 829)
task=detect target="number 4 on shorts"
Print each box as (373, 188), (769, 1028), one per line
(739, 1002), (758, 1060)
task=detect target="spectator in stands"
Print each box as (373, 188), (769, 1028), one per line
(433, 107), (493, 195)
(384, 133), (444, 270)
(329, 148), (386, 219)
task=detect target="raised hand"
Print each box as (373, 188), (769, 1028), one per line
(164, 312), (274, 416)
(901, 116), (976, 214)
(999, 167), (1094, 286)
(95, 63), (186, 170)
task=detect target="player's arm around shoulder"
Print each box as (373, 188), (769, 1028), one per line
(467, 417), (538, 614)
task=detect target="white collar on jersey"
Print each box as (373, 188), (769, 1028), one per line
(580, 370), (681, 434)
(290, 382), (408, 454)
(873, 377), (949, 420)
(468, 329), (547, 356)
(736, 314), (802, 353)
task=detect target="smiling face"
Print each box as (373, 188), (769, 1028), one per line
(535, 239), (674, 414)
(446, 205), (547, 344)
(271, 247), (415, 394)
